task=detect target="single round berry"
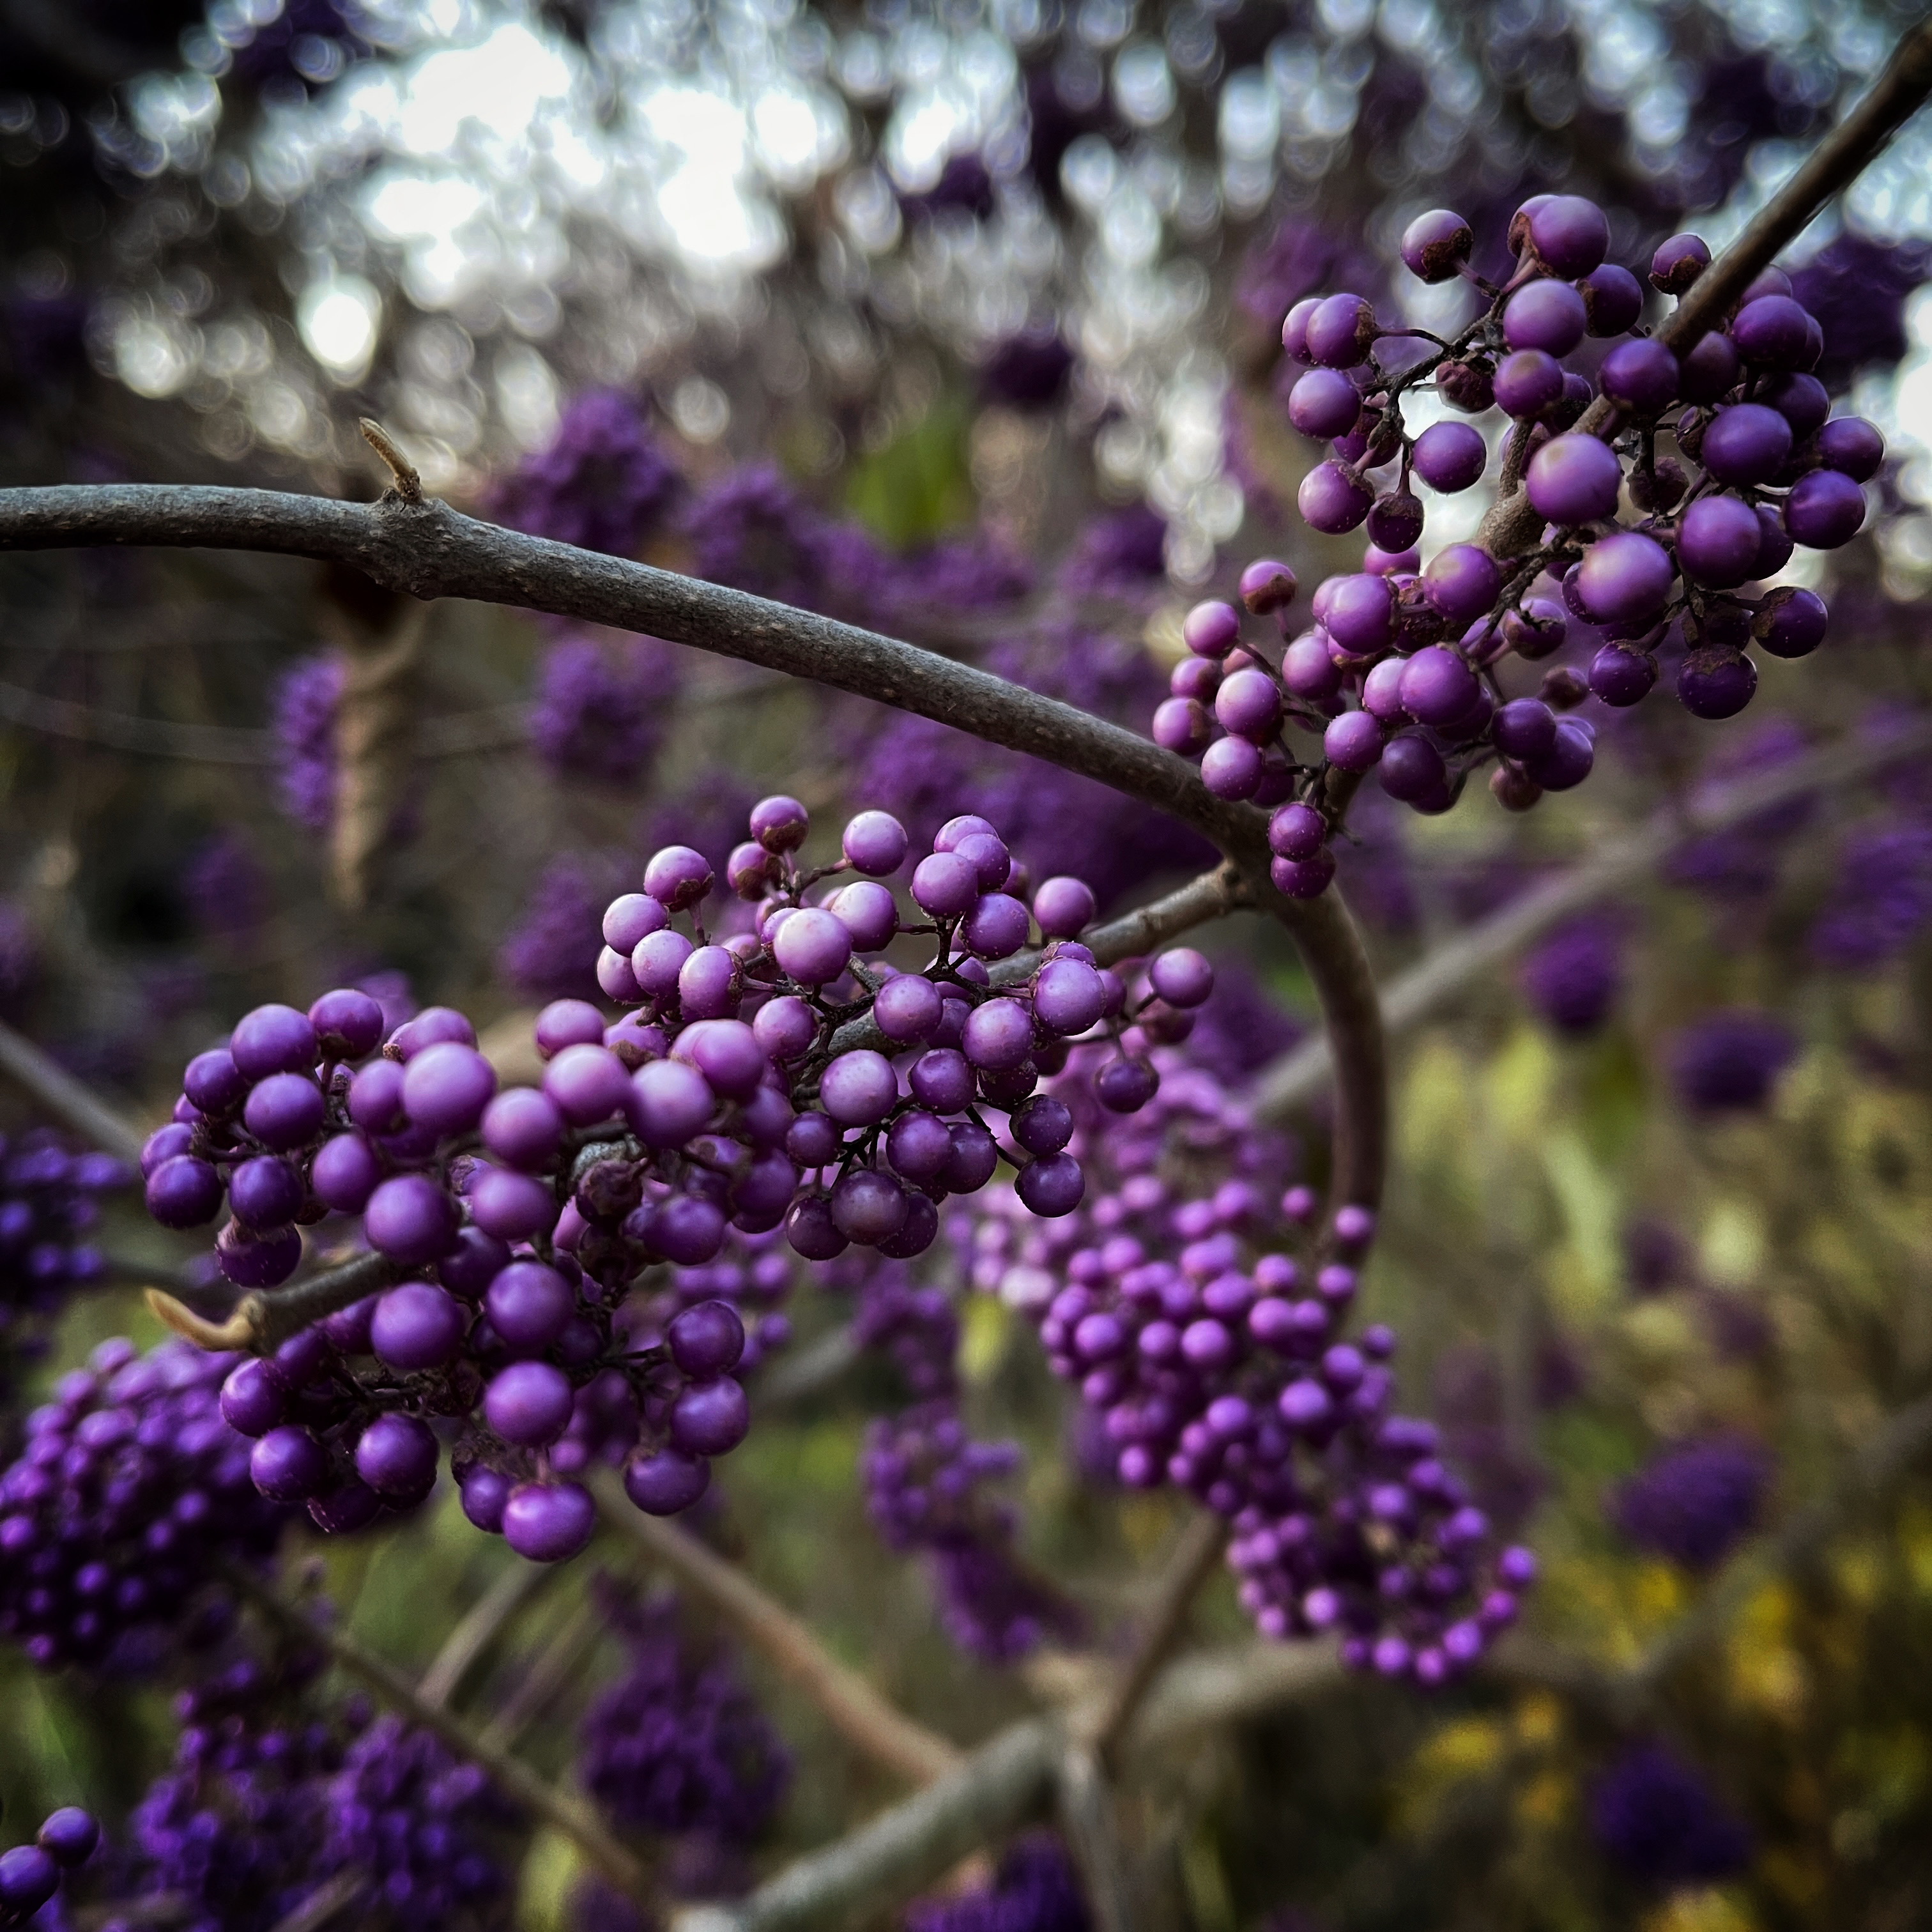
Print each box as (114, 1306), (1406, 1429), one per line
(1411, 421), (1486, 493)
(643, 844), (713, 908)
(1525, 193), (1607, 276)
(1678, 494), (1767, 589)
(243, 1073), (326, 1151)
(1492, 348), (1564, 420)
(625, 1447), (711, 1515)
(1268, 801), (1326, 861)
(1305, 292), (1377, 367)
(230, 1004), (319, 1080)
(1700, 403), (1793, 486)
(1400, 207), (1472, 282)
(370, 1280), (466, 1370)
(486, 1361), (576, 1447)
(1818, 415), (1884, 482)
(1784, 468), (1865, 549)
(1588, 642), (1658, 707)
(1678, 330), (1740, 405)
(250, 1425), (330, 1501)
(1677, 647), (1758, 719)
(1016, 1152), (1084, 1217)
(1323, 709), (1384, 772)
(1239, 558), (1298, 614)
(842, 808), (909, 875)
(502, 1481), (595, 1562)
(1526, 433), (1623, 525)
(1574, 530), (1675, 624)
(1600, 338), (1679, 414)
(820, 1050), (899, 1125)
(1578, 262), (1643, 335)
(1492, 698), (1556, 762)
(183, 1050), (248, 1117)
(1298, 462), (1372, 534)
(146, 1154), (222, 1229)
(1422, 546), (1501, 625)
(36, 1810), (99, 1871)
(1650, 231), (1710, 293)
(1269, 851), (1335, 900)
(1730, 294), (1813, 369)
(1502, 280), (1586, 356)
(1287, 367), (1361, 440)
(355, 1413), (440, 1496)
(1753, 586), (1827, 659)
(670, 1377), (751, 1456)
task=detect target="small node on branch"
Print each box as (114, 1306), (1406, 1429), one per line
(359, 418), (423, 503)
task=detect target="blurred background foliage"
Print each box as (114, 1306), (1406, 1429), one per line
(3, 0), (1932, 1927)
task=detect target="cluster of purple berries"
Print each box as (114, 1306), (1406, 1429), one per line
(141, 986), (763, 1562)
(964, 1044), (1533, 1682)
(853, 1268), (1077, 1662)
(0, 1129), (128, 1390)
(1156, 194), (1880, 899)
(0, 1809), (96, 1928)
(0, 1338), (289, 1669)
(589, 796), (1215, 1261)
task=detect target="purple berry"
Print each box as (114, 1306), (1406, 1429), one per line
(250, 1425), (330, 1501)
(1701, 403), (1793, 486)
(1034, 957), (1108, 1035)
(1400, 208), (1472, 282)
(1492, 348), (1564, 420)
(1502, 280), (1586, 356)
(243, 1073), (326, 1151)
(355, 1413), (439, 1496)
(1729, 295), (1813, 369)
(1411, 421), (1486, 494)
(1287, 367), (1362, 440)
(183, 1049), (249, 1117)
(644, 843), (713, 909)
(1298, 462), (1372, 534)
(502, 1480), (595, 1562)
(1016, 1153), (1084, 1217)
(625, 1447), (711, 1515)
(146, 1154), (222, 1229)
(962, 999), (1036, 1072)
(772, 907), (852, 985)
(1752, 586), (1827, 659)
(1818, 415), (1884, 482)
(1588, 643), (1658, 707)
(1574, 530), (1675, 624)
(1677, 647), (1758, 720)
(230, 1003), (320, 1080)
(370, 1281), (466, 1370)
(1493, 697), (1557, 761)
(1214, 668), (1283, 744)
(1524, 717), (1595, 791)
(1525, 194), (1607, 277)
(36, 1810), (99, 1870)
(1238, 558), (1298, 614)
(603, 893), (668, 952)
(631, 1058), (716, 1146)
(1305, 292), (1377, 367)
(480, 1086), (565, 1170)
(1678, 494), (1766, 589)
(1270, 852), (1335, 900)
(910, 852), (981, 918)
(1784, 468), (1866, 549)
(1599, 339), (1678, 414)
(486, 1361), (576, 1447)
(1377, 733), (1447, 804)
(1526, 433), (1623, 525)
(671, 1377), (751, 1455)
(820, 1050), (899, 1125)
(1577, 263), (1643, 336)
(1678, 330), (1740, 404)
(873, 974), (944, 1043)
(1422, 546), (1501, 625)
(1323, 710), (1384, 772)
(545, 1043), (633, 1126)
(1268, 801), (1326, 861)
(1649, 232), (1709, 293)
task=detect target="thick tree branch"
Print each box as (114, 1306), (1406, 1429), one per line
(1480, 14), (1932, 555)
(227, 1566), (650, 1903)
(0, 483), (1387, 1215)
(1054, 1747), (1140, 1932)
(1254, 714), (1932, 1121)
(590, 1470), (963, 1788)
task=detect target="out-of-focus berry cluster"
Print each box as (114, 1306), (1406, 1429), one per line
(852, 1266), (1078, 1664)
(0, 1339), (289, 1670)
(1155, 194), (1882, 900)
(0, 1129), (128, 1398)
(963, 1043), (1535, 1683)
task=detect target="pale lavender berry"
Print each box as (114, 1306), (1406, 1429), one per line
(1397, 647), (1478, 728)
(963, 893), (1031, 960)
(481, 1087), (564, 1170)
(243, 1073), (326, 1151)
(545, 1043), (633, 1126)
(1818, 416), (1884, 482)
(1152, 696), (1213, 756)
(388, 1008), (475, 1058)
(1201, 737), (1262, 799)
(1305, 292), (1377, 367)
(1411, 422), (1485, 493)
(1700, 403), (1792, 486)
(603, 892), (668, 953)
(772, 907), (851, 985)
(1678, 495), (1765, 589)
(1784, 469), (1865, 549)
(630, 1059), (716, 1146)
(1323, 574), (1395, 652)
(401, 1041), (497, 1137)
(934, 814), (997, 852)
(1268, 802), (1326, 861)
(754, 994), (818, 1061)
(1281, 296), (1319, 361)
(231, 1003), (320, 1080)
(1574, 530), (1675, 624)
(1239, 558), (1298, 614)
(677, 946), (741, 1018)
(597, 948), (642, 1002)
(355, 1413), (439, 1496)
(820, 1050), (898, 1125)
(1650, 231), (1709, 293)
(1282, 631), (1340, 701)
(1423, 546), (1501, 625)
(643, 844), (712, 909)
(1287, 367), (1361, 440)
(486, 1360), (576, 1446)
(911, 852), (981, 918)
(1526, 433), (1623, 525)
(874, 974), (944, 1043)
(1503, 280), (1586, 356)
(740, 798), (807, 861)
(1324, 710), (1384, 772)
(828, 880), (898, 951)
(369, 1279), (465, 1372)
(843, 809), (909, 875)
(535, 999), (607, 1058)
(1215, 668), (1283, 745)
(1277, 1380), (1333, 1432)
(1298, 462), (1372, 534)
(1360, 655), (1407, 722)
(632, 928), (694, 1000)
(1600, 339), (1679, 414)
(1526, 193), (1608, 276)
(251, 1425), (330, 1500)
(1149, 949), (1213, 1009)
(963, 999), (1036, 1071)
(1034, 958), (1107, 1034)
(1183, 599), (1243, 656)
(1492, 348), (1564, 420)
(671, 1377), (751, 1455)
(1400, 208), (1472, 282)
(502, 1481), (595, 1562)
(146, 1154), (222, 1229)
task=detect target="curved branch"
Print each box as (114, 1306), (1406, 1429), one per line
(0, 1017), (147, 1165)
(1480, 14), (1932, 554)
(0, 484), (1389, 1215)
(1254, 714), (1932, 1120)
(590, 1470), (963, 1788)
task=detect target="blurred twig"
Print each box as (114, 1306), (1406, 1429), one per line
(1254, 716), (1932, 1120)
(1054, 1745), (1141, 1932)
(479, 1587), (608, 1754)
(0, 1016), (147, 1163)
(263, 1872), (367, 1932)
(227, 1565), (651, 1903)
(589, 1469), (963, 1788)
(417, 1560), (555, 1711)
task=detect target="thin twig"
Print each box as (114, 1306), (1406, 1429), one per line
(479, 1588), (608, 1754)
(263, 1872), (367, 1932)
(753, 1324), (861, 1410)
(1479, 13), (1932, 555)
(1254, 715), (1932, 1121)
(0, 482), (1388, 1216)
(360, 418), (423, 504)
(0, 1018), (147, 1164)
(226, 1565), (650, 1902)
(590, 1469), (963, 1787)
(1090, 1513), (1229, 1768)
(417, 1560), (555, 1710)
